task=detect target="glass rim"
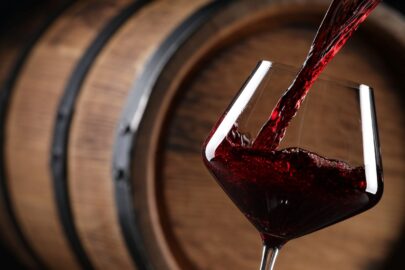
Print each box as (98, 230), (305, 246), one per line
(260, 60), (372, 91)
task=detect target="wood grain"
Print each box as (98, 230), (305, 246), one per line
(130, 1), (405, 269)
(0, 1), (65, 86)
(0, 2), (69, 268)
(68, 1), (210, 270)
(4, 1), (131, 269)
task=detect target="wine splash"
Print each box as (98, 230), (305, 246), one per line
(252, 0), (381, 150)
(203, 132), (382, 248)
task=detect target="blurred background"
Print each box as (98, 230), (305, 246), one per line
(0, 0), (405, 270)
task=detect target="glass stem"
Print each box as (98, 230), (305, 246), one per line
(259, 245), (279, 270)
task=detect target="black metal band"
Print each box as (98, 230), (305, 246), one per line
(0, 2), (73, 269)
(112, 1), (231, 269)
(51, 1), (149, 270)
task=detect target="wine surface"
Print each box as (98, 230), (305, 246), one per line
(253, 0), (381, 150)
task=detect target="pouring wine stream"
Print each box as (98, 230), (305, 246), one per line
(252, 0), (381, 151)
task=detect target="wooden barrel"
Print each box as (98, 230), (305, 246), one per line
(0, 0), (404, 269)
(0, 1), (73, 268)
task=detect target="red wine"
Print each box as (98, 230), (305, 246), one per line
(203, 130), (383, 248)
(253, 0), (381, 151)
(202, 0), (383, 249)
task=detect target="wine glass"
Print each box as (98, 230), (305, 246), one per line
(201, 60), (383, 270)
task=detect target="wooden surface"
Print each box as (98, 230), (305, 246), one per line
(0, 1), (65, 86)
(68, 0), (209, 269)
(4, 1), (131, 269)
(131, 1), (405, 269)
(0, 2), (69, 268)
